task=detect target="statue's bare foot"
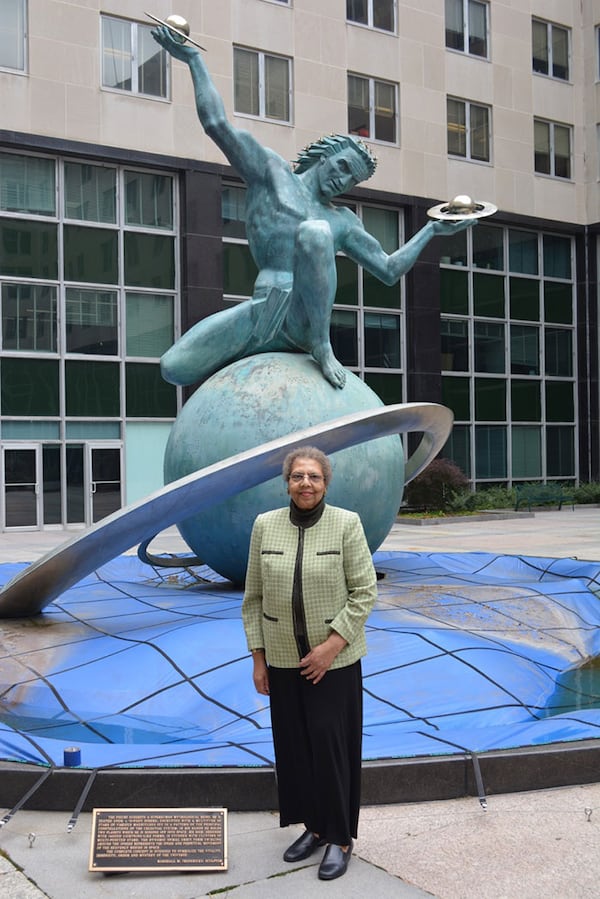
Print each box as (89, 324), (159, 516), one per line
(313, 345), (347, 389)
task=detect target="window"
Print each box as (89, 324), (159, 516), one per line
(101, 15), (167, 98)
(0, 0), (26, 71)
(234, 47), (291, 122)
(447, 98), (490, 162)
(2, 284), (57, 352)
(347, 0), (396, 33)
(1, 153), (55, 216)
(440, 226), (576, 487)
(348, 74), (397, 143)
(532, 19), (569, 80)
(534, 119), (571, 179)
(445, 0), (488, 58)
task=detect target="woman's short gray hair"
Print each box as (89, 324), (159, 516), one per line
(282, 446), (332, 486)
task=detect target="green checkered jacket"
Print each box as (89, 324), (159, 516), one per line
(242, 504), (377, 669)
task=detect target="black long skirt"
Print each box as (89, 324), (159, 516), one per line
(268, 661), (362, 847)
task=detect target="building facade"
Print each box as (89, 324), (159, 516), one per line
(0, 0), (598, 532)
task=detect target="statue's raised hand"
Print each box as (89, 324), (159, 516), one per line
(431, 217), (477, 236)
(152, 25), (198, 62)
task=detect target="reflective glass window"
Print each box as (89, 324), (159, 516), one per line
(125, 362), (177, 417)
(330, 309), (358, 366)
(473, 273), (504, 317)
(64, 225), (118, 284)
(510, 324), (539, 375)
(511, 380), (541, 421)
(474, 322), (505, 373)
(440, 269), (469, 315)
(544, 281), (573, 324)
(475, 378), (505, 420)
(0, 0), (26, 71)
(545, 327), (572, 377)
(442, 376), (470, 420)
(102, 16), (167, 98)
(0, 153), (55, 215)
(65, 288), (118, 355)
(223, 243), (258, 297)
(2, 283), (57, 352)
(473, 225), (503, 270)
(546, 426), (574, 477)
(441, 319), (469, 371)
(1, 357), (59, 415)
(364, 372), (402, 404)
(123, 232), (175, 289)
(512, 426), (542, 478)
(65, 361), (120, 416)
(546, 380), (574, 422)
(364, 312), (400, 367)
(475, 425), (507, 478)
(126, 293), (174, 357)
(510, 277), (540, 322)
(125, 171), (173, 229)
(64, 163), (116, 223)
(0, 220), (58, 278)
(509, 229), (538, 275)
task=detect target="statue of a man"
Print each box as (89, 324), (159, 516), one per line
(153, 26), (473, 389)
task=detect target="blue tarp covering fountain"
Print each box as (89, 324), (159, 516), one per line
(1, 550), (599, 770)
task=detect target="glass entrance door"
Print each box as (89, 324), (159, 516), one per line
(2, 445), (41, 529)
(89, 445), (122, 523)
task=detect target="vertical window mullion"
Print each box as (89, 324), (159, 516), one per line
(258, 53), (266, 119)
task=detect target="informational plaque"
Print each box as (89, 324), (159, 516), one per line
(89, 807), (227, 872)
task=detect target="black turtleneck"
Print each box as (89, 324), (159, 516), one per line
(289, 497), (326, 659)
(289, 496), (326, 529)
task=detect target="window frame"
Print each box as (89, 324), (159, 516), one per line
(347, 72), (399, 145)
(534, 118), (572, 180)
(101, 14), (169, 100)
(532, 17), (570, 81)
(447, 97), (492, 163)
(233, 46), (293, 124)
(346, 0), (397, 34)
(445, 0), (489, 60)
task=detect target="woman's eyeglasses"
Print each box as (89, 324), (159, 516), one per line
(289, 473), (324, 484)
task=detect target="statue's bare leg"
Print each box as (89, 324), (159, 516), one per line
(161, 302), (255, 386)
(286, 220), (347, 389)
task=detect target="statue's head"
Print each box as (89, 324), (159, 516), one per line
(294, 134), (377, 184)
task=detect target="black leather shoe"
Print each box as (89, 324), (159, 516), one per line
(318, 840), (353, 880)
(283, 829), (326, 862)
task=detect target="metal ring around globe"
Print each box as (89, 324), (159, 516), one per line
(0, 402), (452, 618)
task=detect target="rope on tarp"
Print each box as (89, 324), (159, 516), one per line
(0, 768), (53, 828)
(67, 769), (98, 832)
(470, 752), (488, 810)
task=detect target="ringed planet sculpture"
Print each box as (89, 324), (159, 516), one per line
(0, 402), (452, 618)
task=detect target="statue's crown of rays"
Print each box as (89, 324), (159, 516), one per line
(294, 134), (377, 178)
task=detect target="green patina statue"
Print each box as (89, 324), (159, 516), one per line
(152, 26), (474, 389)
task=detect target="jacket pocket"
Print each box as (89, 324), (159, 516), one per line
(263, 612), (278, 622)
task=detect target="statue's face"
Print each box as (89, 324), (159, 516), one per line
(317, 149), (366, 199)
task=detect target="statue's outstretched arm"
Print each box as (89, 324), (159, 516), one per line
(343, 217), (475, 287)
(152, 26), (268, 182)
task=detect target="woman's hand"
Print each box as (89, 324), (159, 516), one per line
(299, 632), (348, 685)
(252, 651), (269, 695)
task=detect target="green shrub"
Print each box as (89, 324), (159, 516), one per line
(573, 482), (600, 504)
(404, 458), (469, 511)
(448, 485), (515, 512)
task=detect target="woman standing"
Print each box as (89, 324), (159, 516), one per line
(242, 446), (377, 880)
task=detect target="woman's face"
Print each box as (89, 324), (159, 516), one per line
(287, 456), (327, 510)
